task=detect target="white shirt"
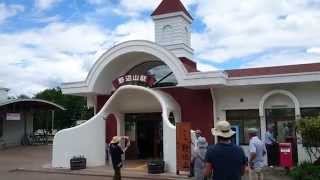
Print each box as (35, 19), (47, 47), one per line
(249, 136), (267, 168)
(264, 131), (276, 145)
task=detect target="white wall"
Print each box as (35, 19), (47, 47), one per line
(53, 85), (180, 173)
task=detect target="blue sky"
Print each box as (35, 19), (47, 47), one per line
(0, 0), (320, 96)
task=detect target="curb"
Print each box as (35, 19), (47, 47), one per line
(10, 168), (190, 180)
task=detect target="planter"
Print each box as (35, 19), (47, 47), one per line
(70, 156), (86, 170)
(148, 160), (165, 174)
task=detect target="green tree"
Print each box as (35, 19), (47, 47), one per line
(297, 116), (320, 164)
(34, 87), (94, 130)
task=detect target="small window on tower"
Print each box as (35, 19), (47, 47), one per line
(185, 26), (190, 45)
(162, 25), (173, 43)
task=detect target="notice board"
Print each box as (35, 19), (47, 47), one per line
(176, 122), (191, 174)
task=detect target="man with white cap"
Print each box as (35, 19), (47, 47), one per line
(248, 128), (266, 180)
(204, 121), (247, 180)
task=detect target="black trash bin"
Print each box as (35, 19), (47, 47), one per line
(148, 160), (165, 174)
(70, 156), (86, 170)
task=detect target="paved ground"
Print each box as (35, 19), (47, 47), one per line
(0, 145), (292, 180)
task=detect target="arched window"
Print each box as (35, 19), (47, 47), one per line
(127, 61), (177, 87)
(185, 26), (190, 45)
(162, 25), (173, 43)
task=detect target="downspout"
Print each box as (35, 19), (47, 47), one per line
(210, 88), (217, 144)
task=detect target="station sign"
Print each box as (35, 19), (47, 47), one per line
(6, 113), (21, 121)
(112, 74), (156, 89)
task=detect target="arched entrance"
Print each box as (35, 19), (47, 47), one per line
(53, 85), (181, 173)
(259, 89), (300, 165)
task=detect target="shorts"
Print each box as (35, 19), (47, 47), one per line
(253, 167), (264, 176)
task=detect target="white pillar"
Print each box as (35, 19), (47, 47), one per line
(260, 116), (266, 141)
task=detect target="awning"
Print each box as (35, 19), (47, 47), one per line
(0, 99), (66, 111)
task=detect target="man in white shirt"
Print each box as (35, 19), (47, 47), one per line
(248, 128), (267, 180)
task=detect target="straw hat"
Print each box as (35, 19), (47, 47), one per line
(110, 136), (121, 144)
(211, 121), (235, 138)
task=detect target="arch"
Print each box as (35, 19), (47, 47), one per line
(52, 85), (180, 173)
(259, 89), (301, 117)
(85, 40), (187, 94)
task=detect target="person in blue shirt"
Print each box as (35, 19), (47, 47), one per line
(265, 126), (278, 167)
(204, 121), (247, 180)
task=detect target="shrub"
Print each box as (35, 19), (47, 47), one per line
(297, 116), (320, 163)
(289, 162), (320, 180)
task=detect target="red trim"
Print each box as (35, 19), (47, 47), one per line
(151, 0), (193, 20)
(105, 114), (117, 143)
(226, 63), (320, 77)
(179, 57), (198, 72)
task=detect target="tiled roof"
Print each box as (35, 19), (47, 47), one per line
(225, 63), (320, 77)
(151, 0), (193, 19)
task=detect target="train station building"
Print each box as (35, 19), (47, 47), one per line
(53, 0), (320, 173)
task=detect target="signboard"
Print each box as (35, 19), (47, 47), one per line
(112, 74), (156, 89)
(6, 113), (21, 121)
(176, 122), (191, 174)
(231, 125), (240, 145)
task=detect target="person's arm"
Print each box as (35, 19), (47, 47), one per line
(123, 137), (131, 152)
(249, 142), (256, 169)
(203, 162), (213, 177)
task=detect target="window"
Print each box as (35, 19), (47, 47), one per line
(301, 108), (320, 118)
(226, 110), (260, 145)
(0, 116), (3, 137)
(162, 25), (173, 43)
(168, 112), (175, 126)
(127, 61), (177, 87)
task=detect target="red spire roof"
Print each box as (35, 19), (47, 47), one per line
(151, 0), (193, 19)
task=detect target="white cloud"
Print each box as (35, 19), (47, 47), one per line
(34, 0), (61, 11)
(0, 17), (154, 96)
(193, 0), (320, 66)
(197, 62), (218, 72)
(307, 47), (320, 54)
(0, 3), (24, 24)
(243, 50), (320, 68)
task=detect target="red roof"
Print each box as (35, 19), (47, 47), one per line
(179, 57), (198, 72)
(151, 0), (193, 19)
(226, 63), (320, 77)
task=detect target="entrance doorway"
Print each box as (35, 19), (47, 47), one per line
(125, 113), (163, 160)
(265, 108), (298, 164)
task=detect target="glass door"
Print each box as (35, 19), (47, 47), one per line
(265, 108), (298, 164)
